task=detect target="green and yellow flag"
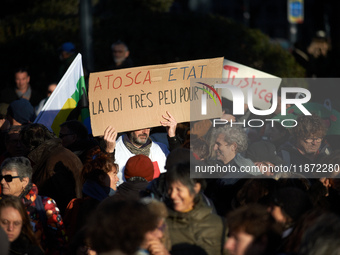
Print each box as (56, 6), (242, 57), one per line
(34, 53), (91, 135)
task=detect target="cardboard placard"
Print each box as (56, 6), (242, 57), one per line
(88, 57), (224, 136)
(222, 59), (282, 110)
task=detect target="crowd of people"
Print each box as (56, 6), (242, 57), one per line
(0, 42), (340, 255)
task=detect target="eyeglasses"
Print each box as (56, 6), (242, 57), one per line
(304, 137), (323, 143)
(59, 133), (74, 139)
(0, 175), (20, 182)
(0, 219), (23, 229)
(157, 222), (166, 232)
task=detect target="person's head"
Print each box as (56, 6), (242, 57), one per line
(124, 154), (154, 182)
(59, 42), (76, 60)
(298, 213), (340, 255)
(87, 199), (158, 255)
(165, 147), (193, 170)
(82, 147), (119, 190)
(235, 178), (277, 208)
(0, 195), (38, 245)
(225, 204), (282, 255)
(127, 128), (151, 148)
(266, 121), (290, 145)
(246, 140), (284, 176)
(1, 157), (32, 197)
(20, 123), (55, 153)
(269, 187), (313, 228)
(59, 120), (89, 148)
(293, 115), (327, 156)
(111, 40), (130, 66)
(14, 67), (30, 91)
(140, 198), (169, 250)
(283, 208), (325, 254)
(190, 138), (209, 160)
(166, 162), (206, 212)
(6, 99), (35, 126)
(5, 126), (27, 157)
(213, 125), (248, 164)
(46, 83), (57, 97)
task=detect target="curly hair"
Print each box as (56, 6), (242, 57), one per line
(190, 138), (209, 160)
(292, 115), (327, 140)
(227, 204), (283, 255)
(87, 199), (158, 255)
(82, 146), (118, 183)
(212, 125), (248, 153)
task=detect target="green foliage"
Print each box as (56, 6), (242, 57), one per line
(94, 11), (305, 78)
(0, 0), (305, 91)
(101, 0), (174, 14)
(0, 0), (80, 88)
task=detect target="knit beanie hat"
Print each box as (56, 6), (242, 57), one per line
(124, 155), (154, 182)
(7, 98), (35, 124)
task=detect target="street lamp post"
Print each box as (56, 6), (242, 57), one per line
(80, 0), (94, 75)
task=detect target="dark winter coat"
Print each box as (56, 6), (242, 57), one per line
(166, 195), (226, 255)
(9, 234), (44, 255)
(27, 138), (83, 215)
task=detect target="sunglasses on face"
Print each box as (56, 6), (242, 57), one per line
(0, 175), (20, 182)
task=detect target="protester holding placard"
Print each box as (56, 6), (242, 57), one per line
(103, 111), (182, 187)
(104, 125), (169, 187)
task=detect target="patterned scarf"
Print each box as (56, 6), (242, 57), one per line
(20, 183), (36, 205)
(123, 134), (152, 156)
